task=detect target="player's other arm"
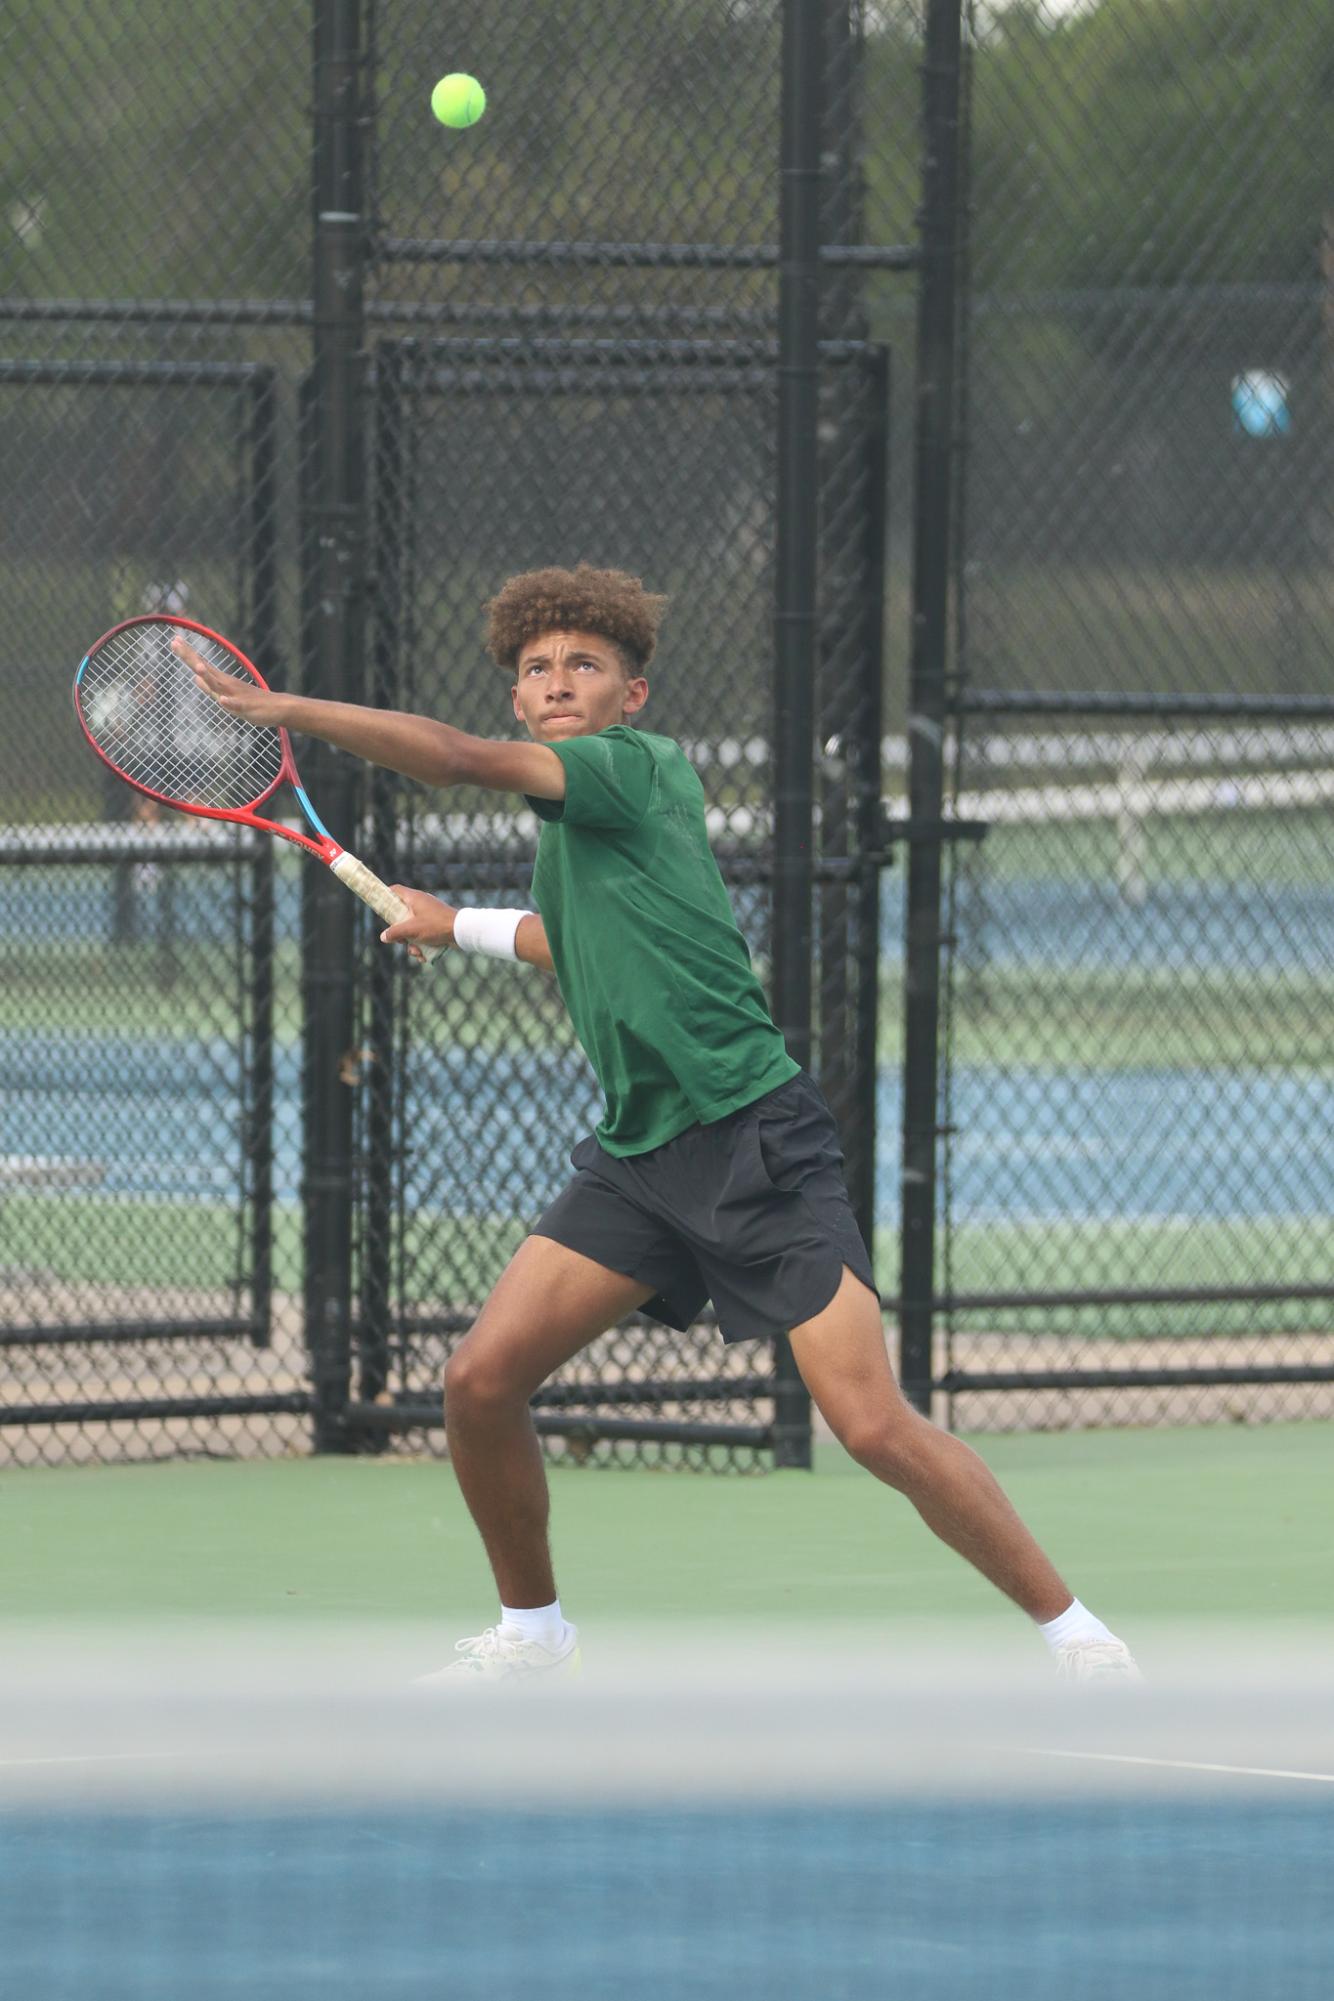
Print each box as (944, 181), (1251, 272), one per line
(176, 643), (565, 801)
(379, 887), (554, 971)
(513, 914), (553, 971)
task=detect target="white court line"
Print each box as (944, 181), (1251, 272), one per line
(0, 1751), (175, 1771)
(1029, 1748), (1334, 1786)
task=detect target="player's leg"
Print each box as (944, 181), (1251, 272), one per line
(444, 1233), (653, 1610)
(787, 1266), (1075, 1621)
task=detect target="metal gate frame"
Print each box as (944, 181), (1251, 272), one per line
(324, 333), (891, 1461)
(0, 358), (284, 1435)
(897, 0), (1334, 1424)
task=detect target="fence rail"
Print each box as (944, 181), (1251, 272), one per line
(4, 0), (1332, 1462)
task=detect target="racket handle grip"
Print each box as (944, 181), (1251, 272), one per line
(330, 851), (442, 965)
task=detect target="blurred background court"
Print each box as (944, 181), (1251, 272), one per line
(3, 2), (1332, 1989)
(5, 0), (1332, 1472)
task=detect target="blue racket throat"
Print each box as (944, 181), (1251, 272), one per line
(293, 784), (334, 843)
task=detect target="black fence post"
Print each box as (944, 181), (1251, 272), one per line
(245, 369), (279, 1349)
(772, 0), (825, 1469)
(303, 0), (369, 1452)
(815, 6), (868, 1250)
(357, 340), (405, 1418)
(899, 0), (964, 1417)
(850, 344), (890, 1257)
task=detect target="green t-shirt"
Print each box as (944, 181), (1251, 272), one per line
(527, 725), (798, 1156)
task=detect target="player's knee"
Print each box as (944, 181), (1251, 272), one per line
(443, 1338), (526, 1421)
(835, 1407), (924, 1487)
(836, 1416), (895, 1477)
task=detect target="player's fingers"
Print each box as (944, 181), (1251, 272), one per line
(379, 928), (428, 961)
(171, 638), (251, 712)
(192, 673), (266, 722)
(172, 636), (215, 678)
(176, 645), (230, 700)
(389, 883), (455, 914)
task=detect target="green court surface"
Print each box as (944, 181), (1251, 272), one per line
(1, 1424), (1329, 1632)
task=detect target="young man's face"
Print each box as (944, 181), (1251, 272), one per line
(511, 628), (648, 743)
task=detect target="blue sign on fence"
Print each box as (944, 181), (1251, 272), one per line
(1232, 369), (1291, 438)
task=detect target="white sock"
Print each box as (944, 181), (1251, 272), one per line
(1037, 1597), (1113, 1653)
(498, 1599), (568, 1650)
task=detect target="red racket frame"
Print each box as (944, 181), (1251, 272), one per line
(74, 613), (438, 957)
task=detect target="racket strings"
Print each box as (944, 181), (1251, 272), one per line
(79, 623), (283, 811)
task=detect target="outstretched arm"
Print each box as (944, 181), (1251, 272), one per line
(175, 639), (566, 802)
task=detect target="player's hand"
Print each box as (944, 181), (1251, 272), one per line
(380, 886), (457, 963)
(173, 635), (288, 726)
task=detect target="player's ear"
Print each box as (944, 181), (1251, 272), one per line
(511, 683), (524, 724)
(622, 676), (649, 719)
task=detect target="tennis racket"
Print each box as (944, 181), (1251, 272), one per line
(74, 614), (439, 960)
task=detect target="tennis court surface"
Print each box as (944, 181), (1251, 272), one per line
(2, 1636), (1331, 1999)
(3, 1435), (1331, 1997)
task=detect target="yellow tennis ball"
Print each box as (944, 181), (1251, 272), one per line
(431, 73), (486, 129)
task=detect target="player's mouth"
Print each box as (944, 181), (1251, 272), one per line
(542, 713), (583, 727)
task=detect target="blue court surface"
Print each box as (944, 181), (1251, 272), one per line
(2, 1640), (1331, 2000)
(5, 1796), (1332, 2000)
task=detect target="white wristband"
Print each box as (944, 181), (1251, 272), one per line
(452, 907), (531, 960)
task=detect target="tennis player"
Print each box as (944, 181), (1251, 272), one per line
(186, 564), (1139, 1685)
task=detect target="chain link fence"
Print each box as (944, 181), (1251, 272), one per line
(938, 0), (1334, 1427)
(3, 4), (316, 1465)
(9, 0), (1326, 1465)
(342, 336), (889, 1466)
(2, 1), (909, 1467)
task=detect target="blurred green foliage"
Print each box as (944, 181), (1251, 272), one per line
(967, 0), (1333, 291)
(4, 1), (1328, 301)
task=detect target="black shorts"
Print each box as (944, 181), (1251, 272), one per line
(532, 1070), (879, 1343)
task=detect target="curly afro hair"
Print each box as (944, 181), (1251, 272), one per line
(484, 563), (668, 675)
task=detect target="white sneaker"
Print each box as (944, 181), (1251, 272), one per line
(414, 1623), (582, 1687)
(1054, 1636), (1143, 1685)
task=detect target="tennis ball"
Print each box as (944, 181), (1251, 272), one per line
(431, 73), (486, 129)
